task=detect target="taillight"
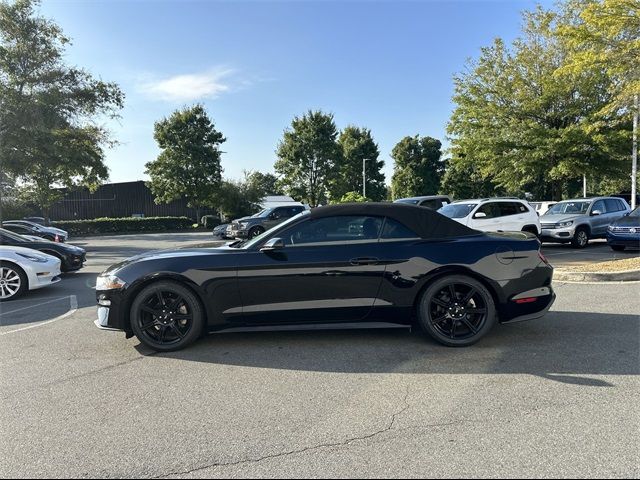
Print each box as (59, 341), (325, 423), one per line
(538, 251), (549, 265)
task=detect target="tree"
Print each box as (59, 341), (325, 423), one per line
(275, 110), (341, 207)
(0, 0), (124, 220)
(337, 191), (369, 203)
(330, 126), (386, 202)
(243, 170), (282, 200)
(145, 105), (224, 221)
(447, 7), (630, 201)
(440, 157), (501, 200)
(390, 135), (444, 199)
(558, 0), (640, 207)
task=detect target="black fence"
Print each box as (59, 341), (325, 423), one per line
(48, 181), (217, 221)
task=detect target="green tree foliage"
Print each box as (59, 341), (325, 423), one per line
(330, 126), (386, 201)
(390, 135), (444, 199)
(0, 0), (124, 219)
(145, 105), (224, 220)
(440, 157), (500, 200)
(337, 191), (369, 203)
(559, 0), (639, 108)
(275, 110), (341, 207)
(215, 171), (280, 220)
(243, 170), (282, 199)
(447, 7), (630, 200)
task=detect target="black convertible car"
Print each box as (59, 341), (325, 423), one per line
(96, 203), (555, 351)
(0, 228), (86, 272)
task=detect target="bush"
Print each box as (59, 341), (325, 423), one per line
(51, 216), (195, 236)
(200, 215), (221, 229)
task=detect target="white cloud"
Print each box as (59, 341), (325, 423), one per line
(140, 68), (236, 102)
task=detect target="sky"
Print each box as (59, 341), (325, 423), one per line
(39, 0), (554, 185)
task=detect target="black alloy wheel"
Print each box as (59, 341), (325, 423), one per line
(130, 281), (204, 351)
(249, 226), (265, 239)
(418, 275), (496, 347)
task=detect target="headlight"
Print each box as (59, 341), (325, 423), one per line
(556, 221), (574, 228)
(96, 274), (126, 290)
(240, 222), (249, 229)
(608, 225), (614, 231)
(16, 252), (49, 263)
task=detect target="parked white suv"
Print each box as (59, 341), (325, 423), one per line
(438, 198), (541, 235)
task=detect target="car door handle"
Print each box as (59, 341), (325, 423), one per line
(324, 270), (346, 276)
(350, 257), (379, 266)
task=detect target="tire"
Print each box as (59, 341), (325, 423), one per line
(130, 281), (205, 352)
(248, 226), (265, 239)
(611, 245), (625, 252)
(571, 227), (589, 248)
(417, 275), (496, 347)
(0, 261), (28, 302)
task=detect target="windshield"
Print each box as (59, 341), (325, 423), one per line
(438, 203), (477, 219)
(545, 201), (590, 215)
(395, 198), (419, 205)
(253, 208), (273, 218)
(0, 228), (30, 243)
(236, 210), (310, 249)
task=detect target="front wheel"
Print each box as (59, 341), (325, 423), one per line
(417, 275), (496, 347)
(248, 226), (265, 239)
(130, 281), (205, 351)
(571, 227), (589, 249)
(0, 262), (28, 301)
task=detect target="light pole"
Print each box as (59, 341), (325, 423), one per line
(362, 158), (371, 199)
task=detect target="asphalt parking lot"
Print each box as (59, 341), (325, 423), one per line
(0, 232), (638, 478)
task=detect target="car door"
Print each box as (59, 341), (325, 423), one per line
(235, 215), (387, 325)
(589, 199), (609, 235)
(605, 199), (627, 225)
(468, 202), (503, 231)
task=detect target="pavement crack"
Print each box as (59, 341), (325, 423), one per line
(151, 385), (413, 479)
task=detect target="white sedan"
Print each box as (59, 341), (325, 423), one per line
(0, 246), (62, 301)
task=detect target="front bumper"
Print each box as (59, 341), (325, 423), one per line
(95, 289), (129, 332)
(27, 258), (62, 291)
(62, 252), (86, 272)
(540, 226), (575, 242)
(606, 232), (640, 248)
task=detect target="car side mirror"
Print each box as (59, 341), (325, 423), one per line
(260, 237), (284, 252)
(474, 212), (487, 219)
(591, 210), (602, 216)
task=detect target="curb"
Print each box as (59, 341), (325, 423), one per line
(554, 268), (640, 282)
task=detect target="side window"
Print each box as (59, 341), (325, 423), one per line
(592, 200), (607, 214)
(272, 208), (285, 219)
(380, 219), (419, 240)
(420, 200), (438, 210)
(475, 203), (500, 219)
(290, 207), (304, 216)
(617, 200), (626, 211)
(281, 216), (383, 245)
(605, 199), (620, 212)
(498, 203), (520, 217)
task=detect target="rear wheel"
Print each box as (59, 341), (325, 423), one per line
(571, 227), (589, 248)
(130, 281), (205, 351)
(417, 275), (496, 347)
(610, 245), (625, 252)
(0, 262), (28, 301)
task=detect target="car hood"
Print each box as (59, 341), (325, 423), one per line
(102, 244), (239, 274)
(611, 215), (639, 227)
(0, 245), (59, 261)
(540, 214), (583, 223)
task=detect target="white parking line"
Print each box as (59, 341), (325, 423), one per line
(0, 296), (78, 336)
(0, 296), (71, 317)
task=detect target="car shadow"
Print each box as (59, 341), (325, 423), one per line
(150, 310), (638, 385)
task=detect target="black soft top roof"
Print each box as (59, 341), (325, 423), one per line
(309, 203), (478, 239)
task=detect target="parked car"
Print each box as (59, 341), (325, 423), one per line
(540, 197), (631, 248)
(228, 205), (307, 239)
(2, 220), (68, 242)
(607, 207), (640, 251)
(22, 217), (49, 226)
(529, 201), (557, 216)
(95, 203), (555, 351)
(212, 223), (231, 239)
(0, 228), (86, 272)
(0, 246), (62, 301)
(394, 195), (452, 210)
(438, 198), (541, 235)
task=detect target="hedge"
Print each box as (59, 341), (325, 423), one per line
(51, 216), (195, 235)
